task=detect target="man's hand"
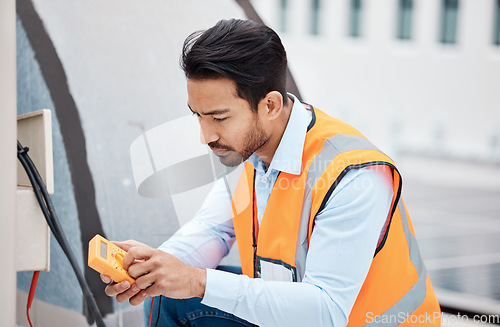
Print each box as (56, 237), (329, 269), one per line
(100, 239), (207, 306)
(100, 240), (148, 304)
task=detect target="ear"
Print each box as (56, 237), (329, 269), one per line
(260, 91), (285, 121)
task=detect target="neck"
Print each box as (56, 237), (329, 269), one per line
(255, 97), (293, 167)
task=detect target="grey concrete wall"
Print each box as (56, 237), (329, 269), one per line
(16, 0), (247, 324)
(16, 17), (84, 314)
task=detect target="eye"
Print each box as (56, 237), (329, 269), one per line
(213, 117), (227, 122)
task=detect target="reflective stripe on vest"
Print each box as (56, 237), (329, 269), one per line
(295, 133), (384, 281)
(363, 199), (428, 326)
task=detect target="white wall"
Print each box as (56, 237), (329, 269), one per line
(252, 0), (500, 162)
(0, 0), (17, 325)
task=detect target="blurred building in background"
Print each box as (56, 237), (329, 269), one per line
(254, 0), (500, 164)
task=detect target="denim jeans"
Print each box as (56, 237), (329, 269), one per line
(143, 266), (258, 327)
(144, 296), (258, 327)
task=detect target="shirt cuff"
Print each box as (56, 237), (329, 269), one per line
(201, 268), (242, 314)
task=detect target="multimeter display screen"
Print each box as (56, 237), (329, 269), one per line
(100, 241), (107, 259)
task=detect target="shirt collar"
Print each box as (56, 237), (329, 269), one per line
(247, 93), (311, 175)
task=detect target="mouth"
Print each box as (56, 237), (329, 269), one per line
(210, 147), (230, 156)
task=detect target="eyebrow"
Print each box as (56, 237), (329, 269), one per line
(188, 104), (230, 116)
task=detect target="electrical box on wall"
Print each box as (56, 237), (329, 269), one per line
(16, 109), (53, 272)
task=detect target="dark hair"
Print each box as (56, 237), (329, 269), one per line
(181, 19), (288, 111)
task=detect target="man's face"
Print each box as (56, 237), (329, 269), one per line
(187, 77), (269, 167)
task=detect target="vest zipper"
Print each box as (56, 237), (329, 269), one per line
(252, 170), (258, 278)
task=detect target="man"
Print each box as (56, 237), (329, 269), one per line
(102, 19), (441, 326)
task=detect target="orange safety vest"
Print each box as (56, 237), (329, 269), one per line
(231, 104), (441, 326)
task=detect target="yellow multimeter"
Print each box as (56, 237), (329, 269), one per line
(88, 234), (135, 284)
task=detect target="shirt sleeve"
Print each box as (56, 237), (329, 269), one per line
(157, 177), (235, 269)
(201, 165), (394, 327)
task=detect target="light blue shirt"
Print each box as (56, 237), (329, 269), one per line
(159, 95), (394, 326)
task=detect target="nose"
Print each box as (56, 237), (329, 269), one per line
(199, 120), (218, 145)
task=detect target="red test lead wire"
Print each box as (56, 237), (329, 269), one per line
(149, 296), (155, 327)
(27, 270), (40, 327)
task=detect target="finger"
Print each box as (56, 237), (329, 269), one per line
(127, 260), (153, 280)
(111, 240), (136, 252)
(104, 280), (131, 297)
(129, 289), (149, 306)
(123, 246), (154, 271)
(100, 274), (111, 284)
(134, 273), (155, 291)
(116, 283), (142, 303)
